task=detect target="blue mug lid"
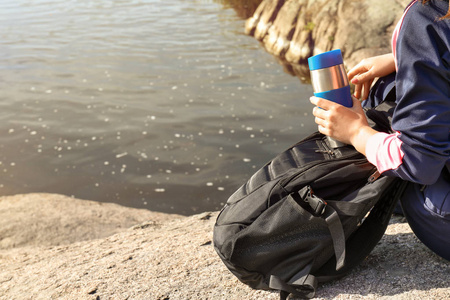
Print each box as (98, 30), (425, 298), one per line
(308, 49), (343, 70)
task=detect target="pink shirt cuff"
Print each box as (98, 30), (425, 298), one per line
(366, 132), (405, 173)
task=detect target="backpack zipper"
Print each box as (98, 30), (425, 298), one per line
(278, 144), (366, 188)
(316, 137), (337, 158)
(315, 149), (335, 157)
(368, 170), (381, 183)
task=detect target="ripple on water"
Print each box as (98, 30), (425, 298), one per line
(0, 0), (315, 215)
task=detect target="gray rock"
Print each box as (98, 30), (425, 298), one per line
(245, 0), (412, 77)
(0, 193), (181, 249)
(0, 193), (449, 299)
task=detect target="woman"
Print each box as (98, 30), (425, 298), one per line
(310, 0), (450, 260)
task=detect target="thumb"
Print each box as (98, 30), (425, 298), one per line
(351, 95), (364, 108)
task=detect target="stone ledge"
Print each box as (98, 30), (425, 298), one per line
(245, 0), (411, 78)
(0, 193), (448, 299)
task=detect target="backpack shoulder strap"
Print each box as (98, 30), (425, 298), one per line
(313, 178), (409, 282)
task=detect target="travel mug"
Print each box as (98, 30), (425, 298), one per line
(308, 49), (352, 148)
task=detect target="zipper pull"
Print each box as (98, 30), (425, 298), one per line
(315, 149), (335, 156)
(368, 170), (381, 183)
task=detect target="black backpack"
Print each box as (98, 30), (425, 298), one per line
(213, 75), (408, 299)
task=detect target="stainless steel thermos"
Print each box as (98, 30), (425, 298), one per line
(308, 49), (352, 148)
(308, 49), (352, 108)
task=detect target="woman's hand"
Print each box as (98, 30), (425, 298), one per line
(310, 96), (377, 155)
(347, 53), (396, 100)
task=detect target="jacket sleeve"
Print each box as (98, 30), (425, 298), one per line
(375, 3), (450, 185)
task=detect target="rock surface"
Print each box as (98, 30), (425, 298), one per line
(0, 193), (182, 250)
(245, 0), (412, 78)
(0, 193), (449, 299)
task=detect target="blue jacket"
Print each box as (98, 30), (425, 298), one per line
(388, 0), (450, 219)
(389, 0), (449, 185)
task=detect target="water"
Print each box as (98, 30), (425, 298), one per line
(0, 0), (316, 215)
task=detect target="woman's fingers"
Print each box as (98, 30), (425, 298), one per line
(314, 116), (326, 127)
(309, 96), (320, 106)
(309, 96), (336, 110)
(351, 95), (362, 107)
(347, 63), (366, 81)
(354, 83), (362, 99)
(311, 98), (334, 134)
(312, 106), (327, 118)
(352, 78), (374, 100)
(363, 81), (371, 100)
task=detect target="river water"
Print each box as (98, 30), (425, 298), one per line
(0, 0), (316, 215)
